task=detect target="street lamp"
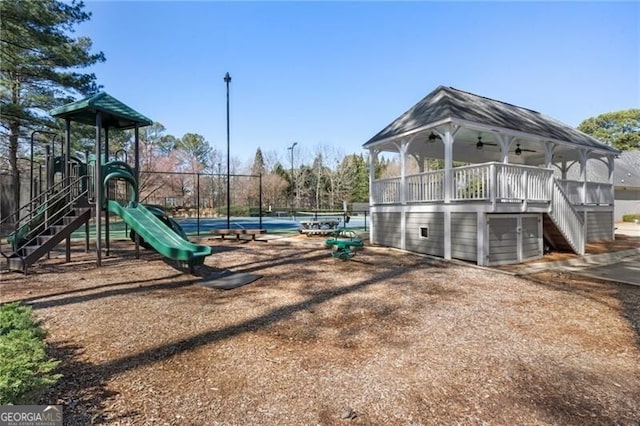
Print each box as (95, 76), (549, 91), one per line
(288, 142), (298, 216)
(224, 72), (232, 229)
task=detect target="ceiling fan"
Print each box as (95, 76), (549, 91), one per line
(512, 143), (536, 156)
(427, 131), (441, 142)
(475, 136), (497, 150)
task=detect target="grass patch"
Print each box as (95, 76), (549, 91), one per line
(622, 213), (640, 223)
(0, 302), (61, 405)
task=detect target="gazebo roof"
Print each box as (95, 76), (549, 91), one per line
(49, 92), (153, 129)
(363, 86), (618, 155)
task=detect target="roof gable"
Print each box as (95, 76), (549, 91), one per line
(49, 92), (153, 129)
(364, 86), (617, 154)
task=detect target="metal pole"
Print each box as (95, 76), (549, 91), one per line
(259, 173), (263, 229)
(224, 72), (232, 229)
(104, 126), (110, 256)
(134, 125), (140, 258)
(64, 119), (71, 263)
(29, 131), (57, 205)
(196, 172), (200, 236)
(288, 142), (298, 217)
(95, 112), (103, 267)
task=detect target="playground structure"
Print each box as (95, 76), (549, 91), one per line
(324, 230), (364, 260)
(1, 92), (212, 274)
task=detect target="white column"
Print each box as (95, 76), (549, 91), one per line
(476, 212), (485, 265)
(544, 142), (555, 168)
(443, 128), (455, 203)
(368, 148), (377, 243)
(578, 149), (591, 242)
(399, 141), (408, 205)
(442, 125), (459, 260)
(607, 155), (616, 239)
(496, 134), (513, 164)
(398, 141), (408, 250)
(561, 160), (568, 179)
(606, 155), (615, 185)
(368, 148), (376, 206)
(412, 153), (425, 173)
(579, 149), (590, 204)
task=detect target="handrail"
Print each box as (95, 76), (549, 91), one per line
(1, 175), (89, 258)
(0, 177), (70, 234)
(549, 180), (585, 254)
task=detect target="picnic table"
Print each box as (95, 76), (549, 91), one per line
(299, 218), (341, 236)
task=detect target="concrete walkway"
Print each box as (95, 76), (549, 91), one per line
(570, 254), (640, 287)
(514, 223), (640, 286)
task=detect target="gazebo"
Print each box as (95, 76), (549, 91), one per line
(363, 86), (619, 265)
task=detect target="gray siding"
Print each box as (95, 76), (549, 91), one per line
(586, 211), (613, 242)
(522, 216), (541, 260)
(372, 212), (402, 248)
(614, 190), (640, 221)
(488, 216), (518, 264)
(451, 212), (477, 261)
(405, 212), (444, 257)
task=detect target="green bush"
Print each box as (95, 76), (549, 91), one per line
(0, 302), (61, 405)
(214, 205), (250, 217)
(622, 214), (640, 222)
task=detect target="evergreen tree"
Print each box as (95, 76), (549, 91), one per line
(1, 0), (105, 210)
(251, 147), (266, 176)
(350, 154), (369, 202)
(578, 109), (640, 151)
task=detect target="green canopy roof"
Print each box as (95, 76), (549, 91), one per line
(49, 92), (153, 129)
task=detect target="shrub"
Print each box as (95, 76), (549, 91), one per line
(622, 214), (640, 222)
(0, 302), (61, 405)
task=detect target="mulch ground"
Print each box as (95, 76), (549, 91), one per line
(1, 235), (639, 425)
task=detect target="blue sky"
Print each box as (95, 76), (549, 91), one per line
(79, 1), (639, 167)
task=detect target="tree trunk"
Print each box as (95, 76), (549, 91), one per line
(9, 78), (21, 219)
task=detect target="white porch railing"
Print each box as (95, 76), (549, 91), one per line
(372, 162), (557, 205)
(557, 180), (614, 205)
(406, 170), (445, 202)
(493, 164), (553, 202)
(372, 176), (402, 204)
(452, 164), (490, 200)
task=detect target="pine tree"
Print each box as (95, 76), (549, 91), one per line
(0, 0), (105, 211)
(251, 148), (265, 176)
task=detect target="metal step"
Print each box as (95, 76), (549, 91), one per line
(6, 207), (91, 274)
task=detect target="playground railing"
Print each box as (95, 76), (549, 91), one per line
(0, 175), (89, 256)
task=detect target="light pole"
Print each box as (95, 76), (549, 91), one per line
(224, 72), (232, 229)
(288, 142), (298, 216)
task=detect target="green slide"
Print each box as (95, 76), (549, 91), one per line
(102, 160), (211, 268)
(107, 200), (212, 266)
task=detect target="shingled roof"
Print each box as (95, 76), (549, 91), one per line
(363, 86), (618, 155)
(564, 150), (640, 187)
(616, 151), (640, 186)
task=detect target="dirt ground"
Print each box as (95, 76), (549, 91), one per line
(1, 235), (639, 425)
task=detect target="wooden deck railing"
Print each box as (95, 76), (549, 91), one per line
(372, 162), (562, 205)
(371, 176), (402, 204)
(557, 180), (614, 205)
(406, 170), (445, 202)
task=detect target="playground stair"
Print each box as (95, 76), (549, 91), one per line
(5, 207), (91, 274)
